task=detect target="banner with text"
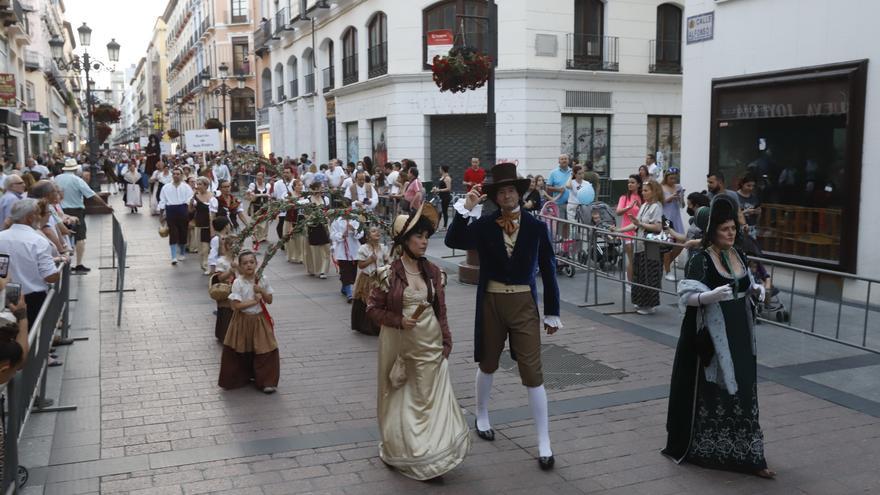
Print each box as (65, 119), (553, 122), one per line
(185, 129), (222, 152)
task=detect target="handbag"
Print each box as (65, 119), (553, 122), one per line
(158, 224), (169, 238)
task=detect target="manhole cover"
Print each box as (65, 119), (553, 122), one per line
(499, 343), (626, 389)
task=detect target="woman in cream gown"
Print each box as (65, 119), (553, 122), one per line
(367, 204), (470, 480)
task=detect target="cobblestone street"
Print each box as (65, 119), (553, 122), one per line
(15, 198), (880, 495)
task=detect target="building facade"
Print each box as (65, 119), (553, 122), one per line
(256, 0), (682, 187)
(163, 0), (259, 152)
(679, 0), (876, 276)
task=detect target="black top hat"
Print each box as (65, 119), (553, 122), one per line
(483, 162), (530, 199)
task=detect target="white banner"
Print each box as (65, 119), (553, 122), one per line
(160, 141), (172, 155)
(185, 129), (222, 152)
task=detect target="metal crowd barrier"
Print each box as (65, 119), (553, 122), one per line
(539, 214), (880, 354)
(3, 263), (77, 493)
(98, 215), (133, 327)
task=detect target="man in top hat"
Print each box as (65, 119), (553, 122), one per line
(445, 162), (561, 470)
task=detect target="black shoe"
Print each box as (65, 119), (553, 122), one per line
(538, 455), (555, 470)
(74, 265), (92, 272)
(474, 419), (495, 441)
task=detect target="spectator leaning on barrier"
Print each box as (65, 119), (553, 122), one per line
(0, 199), (61, 329)
(55, 158), (110, 273)
(0, 174), (26, 228)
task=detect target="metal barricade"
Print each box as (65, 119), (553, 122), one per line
(540, 214), (880, 354)
(99, 215), (133, 326)
(3, 263), (77, 493)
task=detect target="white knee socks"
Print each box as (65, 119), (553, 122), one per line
(528, 385), (552, 457)
(475, 369), (494, 431)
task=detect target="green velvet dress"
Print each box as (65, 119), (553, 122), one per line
(662, 249), (768, 474)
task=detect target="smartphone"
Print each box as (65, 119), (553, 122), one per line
(5, 283), (21, 306)
(0, 253), (8, 278)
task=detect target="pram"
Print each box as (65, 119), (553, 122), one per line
(576, 202), (622, 273)
(540, 202), (577, 277)
(744, 240), (791, 323)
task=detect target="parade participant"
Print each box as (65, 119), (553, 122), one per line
(190, 177), (215, 274)
(329, 211), (362, 303)
(144, 134), (161, 179)
(212, 180), (247, 231)
(343, 171), (379, 211)
(663, 195), (774, 479)
(445, 162), (561, 470)
(303, 182), (331, 279)
(207, 217), (231, 274)
(367, 203), (469, 480)
(123, 161), (142, 213)
(246, 171), (271, 250)
(285, 179), (306, 264)
(149, 161), (172, 215)
(218, 251), (280, 394)
(158, 167), (194, 265)
(272, 168), (295, 244)
(211, 233), (235, 342)
(351, 225), (389, 335)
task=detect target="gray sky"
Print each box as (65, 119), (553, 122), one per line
(63, 0), (168, 86)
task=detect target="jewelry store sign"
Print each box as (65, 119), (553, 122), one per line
(687, 12), (714, 44)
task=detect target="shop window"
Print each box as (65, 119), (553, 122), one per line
(561, 114), (610, 176)
(647, 115), (681, 169)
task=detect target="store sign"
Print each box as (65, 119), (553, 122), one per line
(21, 111), (41, 122)
(185, 129), (222, 152)
(426, 29), (455, 65)
(0, 74), (15, 107)
(716, 78), (850, 120)
(687, 12), (714, 44)
(230, 121), (256, 142)
(29, 117), (50, 134)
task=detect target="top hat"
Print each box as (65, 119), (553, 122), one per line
(483, 162), (530, 199)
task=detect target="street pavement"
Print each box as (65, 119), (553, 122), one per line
(18, 194), (880, 494)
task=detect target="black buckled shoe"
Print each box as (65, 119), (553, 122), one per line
(474, 419), (495, 441)
(538, 455), (555, 470)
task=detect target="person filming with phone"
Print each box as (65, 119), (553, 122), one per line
(0, 199), (61, 329)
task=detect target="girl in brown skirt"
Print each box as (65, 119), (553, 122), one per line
(218, 251), (280, 394)
(212, 234), (235, 343)
(351, 225), (389, 335)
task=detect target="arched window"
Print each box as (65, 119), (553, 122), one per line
(342, 27), (358, 85)
(422, 1), (487, 68)
(287, 56), (298, 98)
(303, 49), (315, 95)
(652, 3), (682, 74)
(260, 68), (272, 106)
(368, 12), (387, 78)
(570, 0), (616, 71)
(322, 40), (335, 92)
(274, 63), (285, 101)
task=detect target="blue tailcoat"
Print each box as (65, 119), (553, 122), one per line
(445, 210), (560, 362)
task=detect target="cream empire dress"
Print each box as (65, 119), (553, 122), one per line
(376, 286), (471, 480)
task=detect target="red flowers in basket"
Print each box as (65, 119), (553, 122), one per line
(431, 47), (492, 93)
(166, 129), (180, 139)
(95, 123), (113, 144)
(92, 104), (121, 124)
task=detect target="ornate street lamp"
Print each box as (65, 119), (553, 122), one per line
(208, 62), (247, 153)
(50, 23), (121, 191)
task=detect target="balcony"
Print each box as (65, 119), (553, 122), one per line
(254, 19), (272, 56)
(24, 48), (42, 71)
(2, 0), (27, 38)
(322, 66), (334, 93)
(289, 79), (298, 98)
(649, 39), (682, 74)
(304, 73), (315, 95)
(368, 44), (387, 78)
(274, 7), (288, 35)
(342, 55), (358, 86)
(565, 34), (619, 72)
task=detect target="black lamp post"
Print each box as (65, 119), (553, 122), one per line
(202, 62), (246, 153)
(50, 23), (120, 192)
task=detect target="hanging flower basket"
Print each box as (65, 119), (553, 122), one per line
(92, 104), (121, 124)
(166, 129), (180, 139)
(204, 118), (224, 130)
(95, 123), (113, 144)
(431, 47), (492, 94)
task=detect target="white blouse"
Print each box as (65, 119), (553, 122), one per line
(357, 243), (390, 275)
(228, 276), (274, 315)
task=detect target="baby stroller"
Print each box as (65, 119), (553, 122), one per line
(540, 202), (577, 277)
(576, 202), (621, 273)
(749, 260), (790, 323)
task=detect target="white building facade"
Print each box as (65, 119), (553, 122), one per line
(680, 0), (876, 276)
(257, 0), (683, 190)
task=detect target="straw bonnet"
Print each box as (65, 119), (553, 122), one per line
(483, 162), (530, 199)
(392, 203), (440, 242)
(62, 158), (79, 171)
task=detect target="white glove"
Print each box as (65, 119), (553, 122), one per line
(696, 285), (734, 306)
(751, 283), (766, 303)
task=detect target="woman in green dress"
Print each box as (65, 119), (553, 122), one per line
(662, 195), (775, 479)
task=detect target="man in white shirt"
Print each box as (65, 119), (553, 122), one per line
(646, 153), (662, 183)
(213, 160), (231, 186)
(272, 167), (295, 244)
(0, 175), (25, 228)
(343, 172), (379, 211)
(326, 160), (346, 190)
(386, 163), (400, 196)
(0, 199), (61, 328)
(158, 167), (194, 265)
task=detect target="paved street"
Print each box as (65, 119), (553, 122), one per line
(18, 197), (880, 494)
